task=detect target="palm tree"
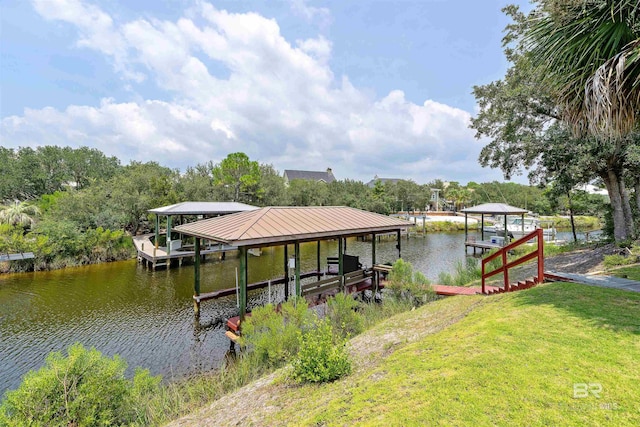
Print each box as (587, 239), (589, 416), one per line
(526, 1), (640, 139)
(0, 201), (40, 228)
(524, 0), (640, 240)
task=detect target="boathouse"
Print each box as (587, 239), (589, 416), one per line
(174, 206), (412, 326)
(461, 203), (527, 253)
(134, 201), (258, 269)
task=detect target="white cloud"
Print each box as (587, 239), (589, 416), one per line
(2, 1), (504, 184)
(288, 0), (331, 28)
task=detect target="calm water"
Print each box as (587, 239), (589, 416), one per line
(0, 231), (585, 394)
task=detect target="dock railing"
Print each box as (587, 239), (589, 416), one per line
(481, 228), (544, 294)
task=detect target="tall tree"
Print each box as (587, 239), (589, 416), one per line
(472, 2), (640, 240)
(211, 153), (261, 203)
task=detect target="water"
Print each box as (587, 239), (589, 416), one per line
(0, 234), (471, 394)
(0, 230), (589, 395)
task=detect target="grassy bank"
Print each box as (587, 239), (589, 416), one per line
(409, 221), (476, 233)
(173, 282), (640, 426)
(540, 215), (601, 230)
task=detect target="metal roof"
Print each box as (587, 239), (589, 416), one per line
(461, 203), (528, 215)
(174, 206), (412, 247)
(148, 202), (258, 216)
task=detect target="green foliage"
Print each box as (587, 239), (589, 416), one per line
(326, 293), (363, 339)
(291, 318), (351, 384)
(438, 257), (481, 286)
(0, 343), (160, 427)
(387, 259), (435, 306)
(239, 298), (315, 367)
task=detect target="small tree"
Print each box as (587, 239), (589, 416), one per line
(387, 258), (435, 306)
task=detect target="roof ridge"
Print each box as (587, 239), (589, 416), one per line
(234, 207), (272, 239)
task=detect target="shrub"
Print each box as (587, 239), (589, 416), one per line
(238, 297), (315, 367)
(387, 259), (435, 306)
(0, 343), (160, 427)
(438, 257), (481, 286)
(327, 292), (363, 339)
(291, 318), (351, 383)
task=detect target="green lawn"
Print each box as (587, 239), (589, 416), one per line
(609, 264), (640, 281)
(259, 283), (640, 426)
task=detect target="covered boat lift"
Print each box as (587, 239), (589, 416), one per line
(174, 206), (412, 326)
(461, 203), (527, 253)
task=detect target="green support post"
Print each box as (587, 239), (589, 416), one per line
(316, 240), (321, 280)
(295, 242), (301, 297)
(372, 233), (377, 292)
(338, 237), (344, 291)
(239, 247), (247, 322)
(194, 238), (201, 317)
(284, 244), (289, 301)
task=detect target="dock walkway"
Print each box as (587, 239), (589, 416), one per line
(132, 234), (236, 269)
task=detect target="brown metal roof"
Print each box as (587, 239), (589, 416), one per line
(174, 206), (412, 247)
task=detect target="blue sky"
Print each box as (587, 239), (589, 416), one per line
(1, 0), (530, 184)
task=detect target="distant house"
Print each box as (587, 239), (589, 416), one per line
(283, 168), (336, 185)
(366, 175), (402, 188)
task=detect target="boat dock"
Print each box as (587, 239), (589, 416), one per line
(133, 234), (236, 269)
(464, 236), (504, 254)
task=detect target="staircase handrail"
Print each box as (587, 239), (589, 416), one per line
(481, 228), (544, 294)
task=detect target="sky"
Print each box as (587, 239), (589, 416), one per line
(0, 0), (531, 185)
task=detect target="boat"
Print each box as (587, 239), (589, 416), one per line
(494, 217), (556, 239)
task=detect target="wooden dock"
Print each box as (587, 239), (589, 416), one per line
(464, 238), (504, 254)
(132, 234), (237, 269)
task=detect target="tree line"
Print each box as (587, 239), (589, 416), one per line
(0, 146), (606, 271)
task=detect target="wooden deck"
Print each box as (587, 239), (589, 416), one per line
(465, 239), (505, 254)
(133, 234), (236, 269)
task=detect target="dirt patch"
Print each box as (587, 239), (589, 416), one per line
(505, 243), (620, 284)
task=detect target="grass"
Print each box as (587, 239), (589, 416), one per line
(224, 283), (640, 426)
(608, 265), (640, 281)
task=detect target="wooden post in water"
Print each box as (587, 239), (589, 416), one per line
(193, 238), (201, 318)
(396, 230), (402, 259)
(239, 247), (248, 322)
(283, 244), (289, 301)
(295, 242), (301, 296)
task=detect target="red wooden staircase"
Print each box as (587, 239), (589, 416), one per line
(481, 228), (545, 295)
